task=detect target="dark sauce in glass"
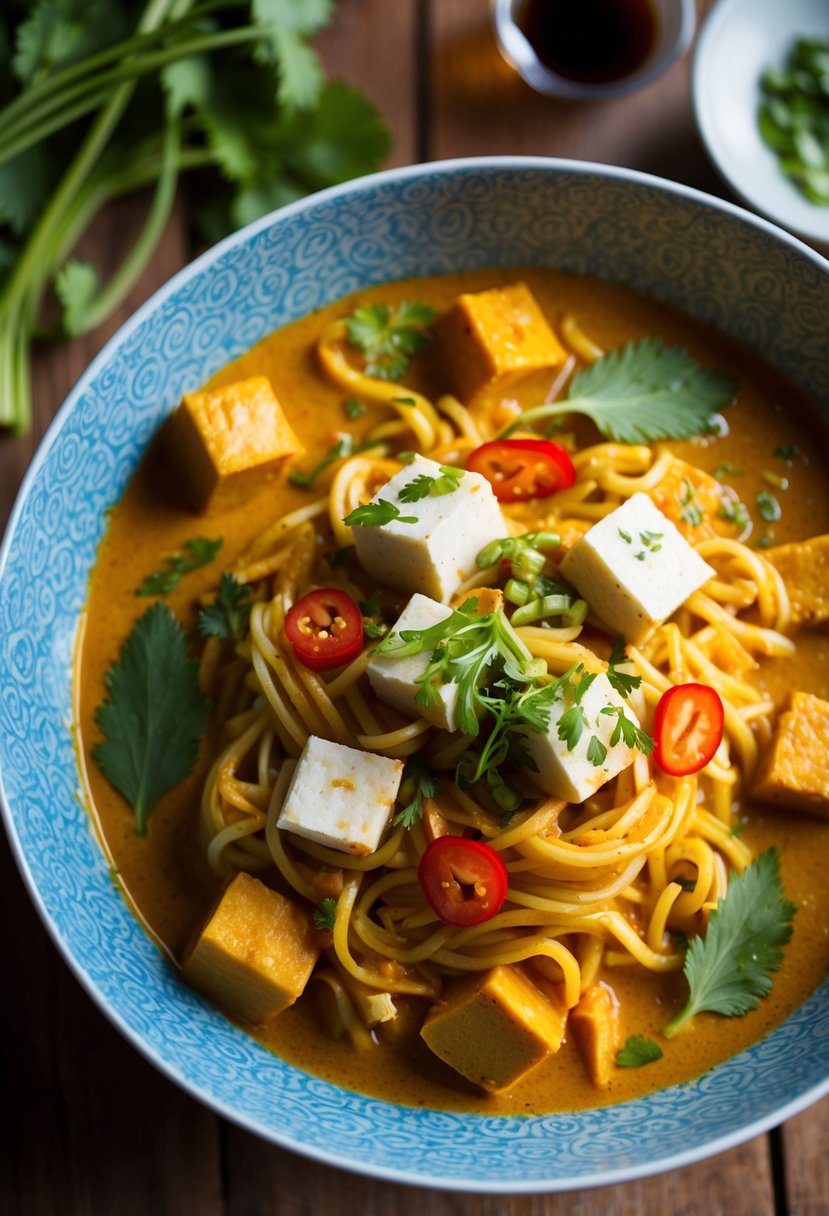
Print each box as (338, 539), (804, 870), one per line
(516, 0), (658, 84)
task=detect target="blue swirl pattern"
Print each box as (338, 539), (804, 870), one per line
(1, 160), (828, 1193)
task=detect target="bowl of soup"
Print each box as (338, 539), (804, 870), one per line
(1, 157), (828, 1193)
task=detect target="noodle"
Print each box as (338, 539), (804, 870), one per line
(188, 293), (804, 1090)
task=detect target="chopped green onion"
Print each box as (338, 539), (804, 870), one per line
(511, 594), (572, 627)
(504, 578), (531, 606)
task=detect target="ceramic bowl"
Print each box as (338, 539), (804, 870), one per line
(1, 158), (828, 1194)
(693, 0), (829, 248)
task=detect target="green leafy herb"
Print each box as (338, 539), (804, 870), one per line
(358, 591), (381, 617)
(664, 849), (796, 1037)
(136, 535), (222, 597)
(343, 300), (436, 380)
(758, 38), (829, 205)
(344, 397), (366, 420)
(616, 1035), (664, 1068)
(0, 3), (390, 434)
(392, 760), (437, 828)
(606, 638), (641, 699)
(775, 443), (800, 465)
(289, 435), (383, 490)
(198, 572), (252, 642)
(586, 734), (608, 767)
(503, 339), (736, 444)
(600, 704), (654, 754)
(93, 602), (210, 835)
(756, 490), (782, 522)
(397, 464), (464, 502)
(343, 499), (417, 528)
(313, 897), (337, 932)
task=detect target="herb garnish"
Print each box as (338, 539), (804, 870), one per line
(136, 536), (222, 597)
(616, 1035), (664, 1068)
(344, 499), (418, 528)
(600, 704), (654, 754)
(93, 603), (210, 835)
(343, 300), (436, 380)
(502, 339), (736, 444)
(198, 572), (252, 642)
(664, 849), (795, 1037)
(313, 897), (337, 932)
(398, 465), (464, 502)
(605, 639), (642, 699)
(289, 435), (383, 490)
(393, 760), (438, 828)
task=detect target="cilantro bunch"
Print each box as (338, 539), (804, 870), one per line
(0, 0), (390, 434)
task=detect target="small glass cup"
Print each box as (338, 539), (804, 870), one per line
(492, 0), (696, 101)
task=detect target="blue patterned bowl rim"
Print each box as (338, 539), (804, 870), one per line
(1, 157), (828, 1193)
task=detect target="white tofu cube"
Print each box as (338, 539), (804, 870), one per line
(351, 456), (505, 603)
(521, 672), (640, 803)
(277, 736), (403, 856)
(560, 493), (714, 644)
(367, 594), (460, 731)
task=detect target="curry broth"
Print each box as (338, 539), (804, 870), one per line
(77, 268), (829, 1114)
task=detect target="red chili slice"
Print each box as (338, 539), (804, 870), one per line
(417, 835), (508, 927)
(653, 682), (724, 777)
(466, 438), (576, 502)
(284, 588), (364, 673)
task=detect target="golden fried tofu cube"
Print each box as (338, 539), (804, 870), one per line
(182, 872), (321, 1024)
(434, 282), (567, 413)
(569, 982), (620, 1089)
(766, 535), (829, 630)
(647, 457), (742, 542)
(420, 964), (567, 1093)
(165, 375), (303, 510)
(752, 691), (829, 819)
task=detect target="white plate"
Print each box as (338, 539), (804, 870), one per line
(693, 0), (829, 248)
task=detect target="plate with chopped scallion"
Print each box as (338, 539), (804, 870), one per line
(693, 0), (829, 248)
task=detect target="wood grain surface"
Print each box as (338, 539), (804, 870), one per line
(1, 2), (827, 1212)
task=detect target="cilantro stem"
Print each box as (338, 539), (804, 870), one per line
(62, 118), (183, 337)
(0, 27), (265, 167)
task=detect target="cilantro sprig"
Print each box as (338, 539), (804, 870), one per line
(344, 499), (417, 528)
(136, 535), (222, 597)
(289, 435), (384, 490)
(392, 760), (438, 828)
(398, 464), (464, 502)
(0, 3), (390, 435)
(343, 300), (436, 381)
(503, 338), (736, 444)
(198, 572), (252, 642)
(664, 849), (796, 1037)
(605, 639), (642, 699)
(93, 602), (210, 835)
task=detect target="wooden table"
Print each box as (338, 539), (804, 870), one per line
(1, 2), (827, 1211)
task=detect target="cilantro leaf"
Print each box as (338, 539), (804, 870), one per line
(136, 536), (223, 597)
(343, 299), (436, 381)
(55, 259), (100, 338)
(392, 760), (437, 828)
(605, 638), (642, 699)
(664, 849), (796, 1037)
(198, 572), (252, 642)
(586, 735), (608, 767)
(343, 499), (417, 527)
(616, 1035), (664, 1067)
(507, 339), (736, 444)
(313, 895), (337, 931)
(558, 704), (586, 750)
(397, 473), (435, 503)
(93, 603), (210, 835)
(600, 704), (653, 754)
